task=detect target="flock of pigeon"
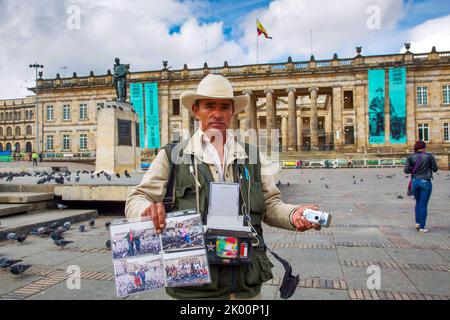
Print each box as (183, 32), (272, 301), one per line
(0, 170), (132, 184)
(0, 218), (112, 277)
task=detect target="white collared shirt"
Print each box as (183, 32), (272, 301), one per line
(198, 129), (234, 182)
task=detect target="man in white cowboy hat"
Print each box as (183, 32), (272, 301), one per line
(125, 74), (320, 300)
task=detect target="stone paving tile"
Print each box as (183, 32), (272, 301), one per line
(336, 247), (395, 262)
(287, 288), (350, 300)
(341, 266), (419, 293)
(26, 279), (122, 300)
(402, 270), (450, 296)
(0, 273), (42, 296)
(385, 248), (449, 265)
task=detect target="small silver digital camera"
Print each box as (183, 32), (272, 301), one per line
(302, 209), (332, 228)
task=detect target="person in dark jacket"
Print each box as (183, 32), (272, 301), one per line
(404, 141), (438, 233)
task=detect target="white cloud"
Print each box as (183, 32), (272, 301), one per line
(0, 0), (447, 100)
(401, 14), (450, 53)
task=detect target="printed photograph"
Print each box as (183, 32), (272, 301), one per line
(110, 220), (161, 259)
(113, 255), (165, 297)
(162, 213), (204, 252)
(164, 249), (211, 287)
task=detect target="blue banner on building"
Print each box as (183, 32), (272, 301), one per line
(144, 83), (160, 149)
(389, 68), (407, 144)
(368, 69), (386, 144)
(130, 83), (145, 148)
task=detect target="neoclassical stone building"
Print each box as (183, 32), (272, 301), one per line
(28, 47), (450, 162)
(0, 96), (36, 153)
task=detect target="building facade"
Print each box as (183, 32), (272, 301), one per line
(28, 47), (450, 161)
(0, 96), (36, 153)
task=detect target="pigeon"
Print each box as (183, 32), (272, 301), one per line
(105, 240), (111, 250)
(96, 173), (101, 178)
(75, 176), (80, 183)
(0, 258), (23, 269)
(7, 233), (18, 241)
(16, 235), (28, 244)
(287, 182), (290, 186)
(105, 221), (111, 230)
(63, 222), (71, 230)
(5, 173), (13, 182)
(79, 224), (86, 232)
(320, 177), (325, 181)
(91, 174), (94, 179)
(124, 170), (131, 178)
(115, 173), (120, 179)
(50, 222), (59, 230)
(308, 180), (311, 183)
(325, 184), (329, 189)
(50, 230), (65, 241)
(352, 175), (356, 179)
(37, 177), (47, 184)
(105, 174), (112, 182)
(89, 218), (95, 227)
(54, 240), (73, 249)
(10, 264), (32, 276)
(395, 193), (404, 199)
(57, 203), (68, 210)
(55, 176), (65, 184)
(276, 180), (281, 187)
(353, 180), (357, 185)
(360, 179), (363, 182)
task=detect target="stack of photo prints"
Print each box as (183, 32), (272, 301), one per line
(110, 209), (211, 297)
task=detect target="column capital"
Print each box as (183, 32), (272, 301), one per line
(242, 90), (253, 96)
(308, 87), (319, 93)
(286, 87), (296, 93)
(264, 89), (274, 95)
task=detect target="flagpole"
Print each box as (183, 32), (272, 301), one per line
(256, 19), (259, 64)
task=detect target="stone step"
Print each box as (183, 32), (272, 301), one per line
(0, 192), (54, 204)
(0, 209), (98, 240)
(0, 203), (32, 217)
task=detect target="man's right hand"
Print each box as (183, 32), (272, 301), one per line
(141, 203), (166, 233)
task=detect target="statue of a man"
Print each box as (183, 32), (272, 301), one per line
(113, 58), (130, 102)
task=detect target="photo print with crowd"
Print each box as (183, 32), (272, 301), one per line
(114, 255), (165, 297)
(110, 220), (161, 259)
(161, 213), (205, 252)
(164, 249), (211, 287)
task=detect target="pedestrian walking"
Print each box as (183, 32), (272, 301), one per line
(404, 141), (438, 233)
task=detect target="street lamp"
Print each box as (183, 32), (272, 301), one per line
(29, 63), (44, 155)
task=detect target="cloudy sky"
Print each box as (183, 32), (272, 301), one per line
(1, 0), (449, 99)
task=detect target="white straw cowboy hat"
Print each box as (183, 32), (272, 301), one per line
(180, 74), (249, 115)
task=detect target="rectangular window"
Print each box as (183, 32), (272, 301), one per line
(418, 123), (429, 142)
(79, 134), (88, 150)
(63, 134), (71, 151)
(343, 91), (354, 109)
(63, 105), (71, 120)
(417, 86), (428, 105)
(46, 135), (54, 151)
(443, 85), (450, 105)
(444, 123), (449, 142)
(172, 99), (180, 115)
(79, 104), (88, 120)
(46, 105), (54, 121)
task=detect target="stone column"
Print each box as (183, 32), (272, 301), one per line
(332, 87), (343, 150)
(264, 89), (275, 152)
(309, 87), (319, 150)
(286, 87), (297, 151)
(406, 82), (416, 147)
(243, 90), (257, 131)
(160, 89), (170, 146)
(355, 85), (367, 151)
(281, 115), (288, 152)
(297, 114), (302, 150)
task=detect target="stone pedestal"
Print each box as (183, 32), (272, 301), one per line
(95, 101), (141, 174)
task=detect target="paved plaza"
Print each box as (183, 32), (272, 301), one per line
(0, 167), (449, 300)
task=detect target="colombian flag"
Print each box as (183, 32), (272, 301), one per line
(257, 19), (272, 39)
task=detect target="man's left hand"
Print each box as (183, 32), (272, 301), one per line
(291, 205), (321, 232)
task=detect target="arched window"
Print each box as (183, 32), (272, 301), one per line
(6, 127), (12, 136)
(6, 143), (11, 151)
(26, 125), (32, 135)
(25, 141), (32, 153)
(14, 142), (20, 152)
(0, 127), (3, 136)
(15, 126), (21, 136)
